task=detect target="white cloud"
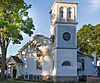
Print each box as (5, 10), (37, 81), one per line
(88, 0), (100, 10)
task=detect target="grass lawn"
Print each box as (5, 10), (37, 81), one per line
(0, 80), (29, 83)
(0, 80), (54, 83)
(0, 80), (37, 83)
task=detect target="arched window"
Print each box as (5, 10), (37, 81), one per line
(62, 60), (71, 66)
(59, 7), (64, 18)
(67, 7), (72, 19)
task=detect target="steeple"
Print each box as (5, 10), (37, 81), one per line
(50, 0), (78, 34)
(50, 1), (79, 82)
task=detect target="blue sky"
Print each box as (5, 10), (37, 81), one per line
(4, 0), (100, 57)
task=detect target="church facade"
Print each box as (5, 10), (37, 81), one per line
(7, 0), (98, 82)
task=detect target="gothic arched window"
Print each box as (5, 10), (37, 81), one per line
(62, 60), (71, 66)
(67, 7), (72, 19)
(59, 7), (64, 18)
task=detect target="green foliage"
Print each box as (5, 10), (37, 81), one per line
(0, 0), (35, 79)
(0, 0), (35, 45)
(77, 24), (100, 57)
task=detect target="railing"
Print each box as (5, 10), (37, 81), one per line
(57, 18), (77, 23)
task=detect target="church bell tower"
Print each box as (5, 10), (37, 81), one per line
(50, 0), (78, 82)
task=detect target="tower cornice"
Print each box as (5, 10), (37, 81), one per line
(50, 1), (79, 14)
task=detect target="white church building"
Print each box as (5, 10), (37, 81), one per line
(7, 0), (98, 82)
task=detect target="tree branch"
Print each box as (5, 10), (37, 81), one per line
(5, 38), (11, 49)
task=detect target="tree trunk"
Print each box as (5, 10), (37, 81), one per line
(1, 46), (7, 79)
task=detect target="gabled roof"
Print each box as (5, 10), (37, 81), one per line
(11, 56), (23, 63)
(77, 51), (93, 59)
(18, 34), (51, 53)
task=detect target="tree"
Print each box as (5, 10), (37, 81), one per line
(77, 24), (100, 57)
(0, 0), (35, 79)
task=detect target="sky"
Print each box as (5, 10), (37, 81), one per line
(1, 0), (100, 57)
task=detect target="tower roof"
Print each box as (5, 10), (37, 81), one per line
(50, 1), (79, 13)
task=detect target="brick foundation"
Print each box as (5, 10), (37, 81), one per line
(87, 77), (100, 83)
(52, 76), (78, 83)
